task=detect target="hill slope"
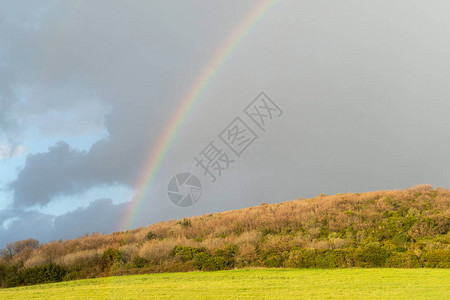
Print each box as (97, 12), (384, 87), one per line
(1, 185), (449, 287)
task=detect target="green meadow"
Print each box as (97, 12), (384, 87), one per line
(0, 268), (448, 299)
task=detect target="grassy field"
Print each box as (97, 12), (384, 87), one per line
(0, 268), (448, 299)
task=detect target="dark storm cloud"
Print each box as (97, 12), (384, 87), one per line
(0, 0), (257, 247)
(10, 142), (94, 207)
(0, 198), (127, 246)
(0, 0), (254, 208)
(0, 209), (55, 246)
(53, 198), (127, 239)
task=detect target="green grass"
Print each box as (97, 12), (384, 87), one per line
(0, 268), (449, 299)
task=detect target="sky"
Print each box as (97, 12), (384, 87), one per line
(1, 0), (450, 248)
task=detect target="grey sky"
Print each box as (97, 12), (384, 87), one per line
(0, 0), (449, 247)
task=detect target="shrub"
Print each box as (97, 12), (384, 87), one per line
(207, 253), (234, 270)
(385, 252), (421, 268)
(223, 244), (238, 256)
(0, 264), (5, 287)
(314, 250), (338, 268)
(24, 254), (47, 269)
(237, 243), (257, 266)
(355, 243), (391, 267)
(392, 232), (410, 250)
(63, 270), (85, 281)
(193, 252), (212, 270)
(2, 265), (23, 287)
(130, 257), (149, 268)
(235, 231), (262, 246)
(147, 231), (158, 240)
(119, 244), (140, 264)
(422, 250), (450, 268)
(139, 240), (177, 265)
(39, 242), (66, 263)
(176, 218), (191, 227)
(171, 246), (205, 262)
(263, 252), (284, 268)
(285, 249), (355, 268)
(56, 249), (103, 269)
(285, 249), (316, 268)
(21, 264), (66, 286)
(210, 248), (236, 270)
(102, 249), (122, 270)
(193, 245), (236, 271)
(7, 239), (40, 257)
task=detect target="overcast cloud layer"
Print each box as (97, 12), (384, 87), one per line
(1, 0), (450, 247)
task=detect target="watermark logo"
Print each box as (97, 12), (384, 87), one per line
(168, 91), (283, 207)
(219, 117), (258, 157)
(244, 92), (283, 131)
(167, 173), (202, 207)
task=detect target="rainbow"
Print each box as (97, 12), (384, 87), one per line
(119, 0), (278, 230)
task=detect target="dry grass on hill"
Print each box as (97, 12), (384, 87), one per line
(1, 184), (449, 287)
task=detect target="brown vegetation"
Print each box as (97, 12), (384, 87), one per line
(1, 185), (449, 287)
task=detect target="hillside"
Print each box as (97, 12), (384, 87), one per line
(1, 184), (449, 287)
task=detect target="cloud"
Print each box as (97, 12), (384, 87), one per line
(53, 198), (127, 239)
(0, 198), (128, 246)
(0, 209), (55, 246)
(2, 0), (254, 207)
(0, 144), (25, 160)
(0, 83), (19, 140)
(10, 142), (94, 207)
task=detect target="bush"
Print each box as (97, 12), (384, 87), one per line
(263, 253), (284, 268)
(392, 232), (410, 248)
(210, 248), (235, 270)
(147, 231), (158, 240)
(285, 249), (356, 268)
(56, 249), (103, 269)
(171, 246), (206, 263)
(385, 252), (421, 268)
(130, 257), (149, 268)
(208, 253), (234, 271)
(285, 249), (317, 268)
(21, 264), (66, 286)
(139, 240), (176, 265)
(355, 243), (391, 267)
(63, 270), (85, 281)
(193, 246), (237, 271)
(3, 265), (23, 288)
(0, 264), (5, 287)
(193, 252), (212, 270)
(102, 248), (122, 270)
(315, 250), (338, 268)
(422, 250), (450, 268)
(176, 218), (191, 227)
